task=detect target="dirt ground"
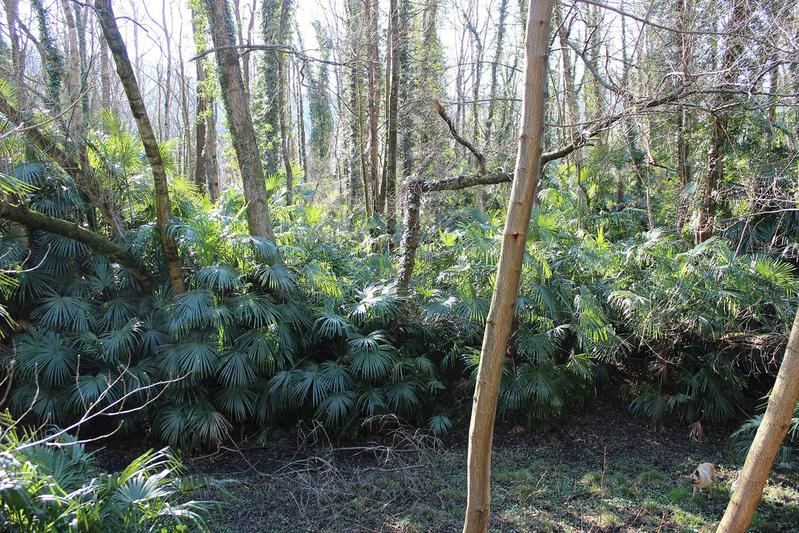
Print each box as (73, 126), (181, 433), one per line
(96, 399), (799, 532)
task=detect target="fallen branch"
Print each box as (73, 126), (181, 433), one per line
(0, 201), (149, 287)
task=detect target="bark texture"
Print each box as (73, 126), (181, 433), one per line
(206, 0), (275, 238)
(718, 309), (799, 531)
(462, 1), (554, 530)
(0, 201), (148, 286)
(95, 0), (185, 294)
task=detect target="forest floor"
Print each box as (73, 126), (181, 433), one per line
(98, 399), (799, 532)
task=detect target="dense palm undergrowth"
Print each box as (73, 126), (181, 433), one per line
(0, 112), (797, 455)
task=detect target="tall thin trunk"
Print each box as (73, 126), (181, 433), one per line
(397, 0), (413, 180)
(554, 5), (585, 207)
(294, 58), (308, 176)
(206, 0), (275, 239)
(462, 0), (554, 530)
(465, 12), (483, 147)
(161, 1), (173, 139)
(194, 57), (208, 192)
(207, 100), (221, 201)
(719, 309), (799, 531)
(675, 0), (692, 231)
(383, 0), (400, 234)
(100, 35), (111, 109)
(696, 0), (750, 243)
(365, 0), (381, 217)
(233, 0), (251, 101)
(95, 0), (184, 293)
(31, 0), (64, 113)
(277, 0), (294, 205)
(485, 0), (508, 145)
(3, 0), (26, 108)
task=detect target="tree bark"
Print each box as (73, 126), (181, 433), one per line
(718, 309), (799, 531)
(695, 0), (750, 243)
(675, 0), (692, 231)
(206, 0), (275, 238)
(193, 53), (209, 192)
(485, 0), (508, 145)
(3, 0), (26, 108)
(365, 0), (381, 217)
(0, 201), (148, 286)
(462, 1), (554, 530)
(95, 0), (184, 294)
(277, 0), (294, 205)
(100, 35), (112, 110)
(207, 100), (221, 201)
(383, 0), (400, 234)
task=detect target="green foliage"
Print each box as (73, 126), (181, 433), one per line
(0, 414), (218, 532)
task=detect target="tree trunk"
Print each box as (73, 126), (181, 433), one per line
(3, 0), (26, 108)
(100, 35), (111, 109)
(695, 0), (750, 243)
(675, 0), (692, 231)
(207, 100), (221, 201)
(383, 0), (400, 234)
(462, 1), (554, 530)
(193, 53), (209, 192)
(718, 309), (799, 531)
(277, 0), (294, 205)
(31, 0), (64, 113)
(0, 201), (148, 287)
(485, 0), (508, 145)
(206, 0), (275, 239)
(365, 0), (381, 217)
(95, 0), (184, 294)
(262, 0), (283, 177)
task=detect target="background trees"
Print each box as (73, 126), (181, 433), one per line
(0, 0), (798, 524)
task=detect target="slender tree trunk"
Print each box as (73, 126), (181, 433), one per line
(262, 0), (282, 177)
(675, 0), (692, 231)
(193, 51), (209, 192)
(277, 0), (294, 205)
(346, 0), (362, 208)
(31, 0), (64, 113)
(554, 5), (585, 208)
(383, 0), (400, 235)
(719, 309), (799, 531)
(295, 59), (308, 176)
(206, 0), (275, 239)
(365, 0), (381, 217)
(695, 0), (750, 243)
(100, 35), (111, 109)
(161, 1), (173, 140)
(207, 100), (221, 201)
(462, 1), (554, 530)
(465, 14), (483, 147)
(3, 0), (26, 108)
(485, 0), (508, 145)
(95, 0), (184, 293)
(397, 0), (413, 180)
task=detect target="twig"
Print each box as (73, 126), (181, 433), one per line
(433, 97), (486, 174)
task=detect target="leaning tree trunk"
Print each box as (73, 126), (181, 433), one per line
(462, 0), (554, 531)
(0, 202), (149, 287)
(206, 0), (275, 239)
(95, 0), (184, 294)
(718, 309), (799, 531)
